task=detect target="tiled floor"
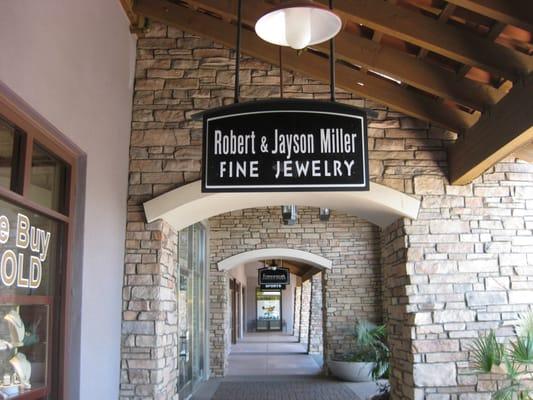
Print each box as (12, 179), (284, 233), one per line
(192, 376), (384, 400)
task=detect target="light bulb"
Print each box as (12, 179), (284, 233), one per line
(284, 7), (312, 50)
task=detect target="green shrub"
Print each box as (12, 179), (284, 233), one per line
(469, 313), (533, 400)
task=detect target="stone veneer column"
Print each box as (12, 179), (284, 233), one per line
(405, 170), (533, 400)
(299, 279), (312, 349)
(381, 219), (413, 400)
(209, 263), (229, 377)
(379, 165), (533, 400)
(309, 272), (324, 355)
(293, 285), (302, 339)
(121, 220), (179, 400)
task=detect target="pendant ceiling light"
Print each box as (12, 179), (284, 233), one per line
(255, 1), (342, 50)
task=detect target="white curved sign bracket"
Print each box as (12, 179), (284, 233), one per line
(143, 180), (420, 230)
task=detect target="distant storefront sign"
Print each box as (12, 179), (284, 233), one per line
(201, 100), (369, 192)
(260, 284), (285, 290)
(259, 267), (290, 287)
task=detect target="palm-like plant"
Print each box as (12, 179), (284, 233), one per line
(348, 320), (390, 380)
(469, 312), (533, 400)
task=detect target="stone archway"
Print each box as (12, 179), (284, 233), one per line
(206, 205), (394, 378)
(130, 183), (421, 392)
(213, 247), (330, 377)
(218, 248), (332, 272)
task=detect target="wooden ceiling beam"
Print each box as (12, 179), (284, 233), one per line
(418, 3), (456, 59)
(182, 0), (504, 110)
(445, 0), (533, 33)
(134, 0), (478, 132)
(329, 34), (503, 110)
(281, 260), (316, 277)
(448, 75), (533, 184)
(120, 0), (144, 31)
(457, 21), (506, 79)
(314, 0), (533, 82)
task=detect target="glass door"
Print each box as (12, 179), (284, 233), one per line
(178, 262), (192, 398)
(256, 289), (282, 331)
(190, 224), (206, 390)
(177, 224), (207, 399)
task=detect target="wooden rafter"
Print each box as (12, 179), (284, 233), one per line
(445, 0), (533, 33)
(448, 75), (533, 185)
(134, 0), (478, 132)
(281, 260), (319, 277)
(120, 0), (145, 31)
(417, 3), (456, 59)
(314, 0), (533, 82)
(183, 0), (504, 110)
(457, 21), (507, 79)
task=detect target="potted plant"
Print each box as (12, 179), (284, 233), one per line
(329, 320), (390, 382)
(469, 312), (533, 400)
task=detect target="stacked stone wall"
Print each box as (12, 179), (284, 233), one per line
(300, 279), (312, 351)
(121, 220), (178, 399)
(121, 20), (533, 400)
(209, 264), (229, 377)
(309, 272), (324, 355)
(381, 219), (412, 400)
(406, 165), (533, 400)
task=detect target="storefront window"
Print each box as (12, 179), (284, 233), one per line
(177, 224), (207, 399)
(0, 110), (75, 399)
(0, 118), (23, 193)
(29, 143), (68, 213)
(0, 199), (63, 397)
(256, 290), (282, 331)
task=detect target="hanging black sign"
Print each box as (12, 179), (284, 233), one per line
(201, 99), (368, 192)
(259, 267), (290, 286)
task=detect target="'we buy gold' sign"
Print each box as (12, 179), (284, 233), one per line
(0, 213), (51, 289)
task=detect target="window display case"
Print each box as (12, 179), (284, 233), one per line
(0, 303), (51, 399)
(0, 186), (63, 400)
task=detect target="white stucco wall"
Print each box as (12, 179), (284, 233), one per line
(281, 275), (296, 335)
(228, 264), (247, 287)
(0, 1), (135, 399)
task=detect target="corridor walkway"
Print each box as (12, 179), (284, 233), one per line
(226, 332), (322, 376)
(192, 332), (383, 400)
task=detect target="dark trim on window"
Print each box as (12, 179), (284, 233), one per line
(0, 81), (87, 400)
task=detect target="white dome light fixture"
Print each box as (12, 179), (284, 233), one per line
(255, 1), (342, 50)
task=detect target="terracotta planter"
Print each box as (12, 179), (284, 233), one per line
(329, 360), (375, 382)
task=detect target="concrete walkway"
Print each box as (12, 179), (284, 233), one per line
(226, 332), (322, 376)
(192, 333), (384, 400)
